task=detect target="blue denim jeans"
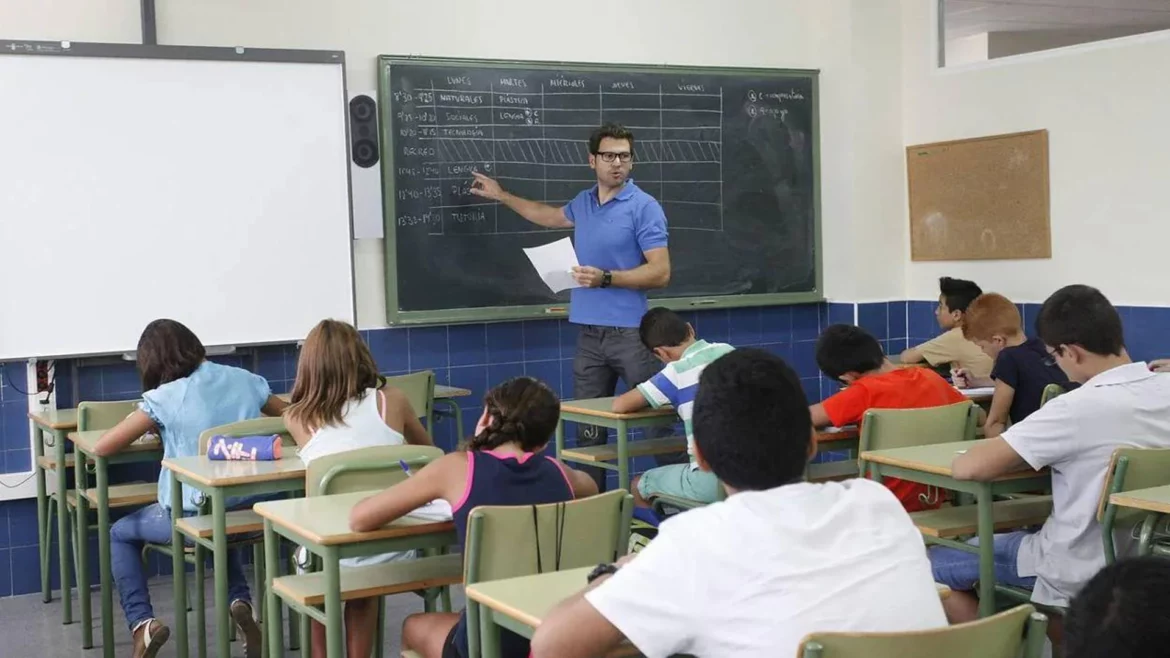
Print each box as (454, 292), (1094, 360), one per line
(110, 503), (252, 632)
(930, 530), (1038, 591)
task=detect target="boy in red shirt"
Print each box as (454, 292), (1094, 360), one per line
(809, 324), (968, 511)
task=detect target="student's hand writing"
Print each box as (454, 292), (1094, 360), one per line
(951, 367), (971, 388)
(1151, 359), (1170, 373)
(572, 266), (604, 288)
(468, 171), (504, 201)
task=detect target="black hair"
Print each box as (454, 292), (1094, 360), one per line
(692, 349), (812, 491)
(136, 319), (207, 392)
(939, 277), (983, 314)
(468, 377), (560, 453)
(1065, 557), (1170, 658)
(639, 307), (689, 350)
(1036, 284), (1125, 357)
(588, 123), (634, 154)
(815, 324), (885, 382)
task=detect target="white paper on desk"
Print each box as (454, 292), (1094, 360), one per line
(406, 499), (453, 522)
(960, 386), (995, 398)
(523, 237), (582, 293)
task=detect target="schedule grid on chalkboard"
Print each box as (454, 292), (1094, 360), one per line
(380, 57), (822, 326)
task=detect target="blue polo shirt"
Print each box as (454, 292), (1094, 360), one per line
(562, 180), (668, 328)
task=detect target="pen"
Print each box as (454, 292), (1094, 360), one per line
(399, 459), (413, 477)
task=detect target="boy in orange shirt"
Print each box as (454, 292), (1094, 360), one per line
(810, 324), (968, 511)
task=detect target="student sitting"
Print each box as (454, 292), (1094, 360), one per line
(349, 376), (597, 658)
(900, 276), (994, 378)
(931, 284), (1170, 634)
(610, 307), (734, 506)
(530, 349), (947, 658)
(283, 319), (434, 658)
(810, 324), (968, 511)
(93, 319), (287, 658)
(1065, 557), (1170, 658)
(952, 292), (1074, 436)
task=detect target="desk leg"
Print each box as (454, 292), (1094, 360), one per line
(1138, 513), (1159, 556)
(33, 426), (50, 605)
(324, 548), (344, 658)
(435, 399), (465, 443)
(977, 483), (995, 618)
(55, 429), (73, 624)
(478, 603), (502, 658)
(616, 419), (629, 492)
(76, 452), (93, 649)
(555, 419), (565, 459)
(211, 490), (232, 658)
(171, 477), (189, 658)
(263, 520), (284, 658)
(96, 455), (115, 658)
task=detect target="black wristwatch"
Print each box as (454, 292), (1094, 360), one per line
(600, 270), (613, 288)
(587, 562), (619, 583)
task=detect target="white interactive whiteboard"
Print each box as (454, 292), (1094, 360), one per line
(0, 43), (356, 360)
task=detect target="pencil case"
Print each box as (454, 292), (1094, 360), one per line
(207, 434), (282, 461)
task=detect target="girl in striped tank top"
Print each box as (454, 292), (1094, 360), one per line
(350, 376), (598, 658)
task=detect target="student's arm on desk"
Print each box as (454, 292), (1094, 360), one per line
(262, 395), (288, 416)
(982, 381), (1015, 438)
(809, 404), (833, 429)
(379, 385), (434, 447)
(611, 389), (651, 414)
(951, 437), (1028, 481)
(349, 453), (463, 532)
(93, 410), (157, 457)
(899, 346), (924, 364)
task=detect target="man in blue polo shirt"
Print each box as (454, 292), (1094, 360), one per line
(471, 123), (672, 489)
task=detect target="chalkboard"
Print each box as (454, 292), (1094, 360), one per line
(379, 56), (821, 325)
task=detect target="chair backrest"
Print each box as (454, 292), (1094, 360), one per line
(77, 400), (143, 432)
(1097, 448), (1170, 526)
(1040, 383), (1066, 408)
(858, 401), (976, 474)
(197, 416), (294, 455)
(305, 444), (444, 496)
(798, 604), (1047, 658)
(384, 370), (435, 426)
(464, 489), (633, 586)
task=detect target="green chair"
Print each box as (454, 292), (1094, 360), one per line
(858, 401), (977, 506)
(464, 489), (634, 658)
(1099, 447), (1170, 563)
(799, 604), (1047, 658)
(385, 370), (436, 436)
(1040, 383), (1066, 408)
(297, 443), (446, 657)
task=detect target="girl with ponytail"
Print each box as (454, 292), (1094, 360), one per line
(350, 376), (597, 658)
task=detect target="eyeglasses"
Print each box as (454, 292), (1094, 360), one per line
(595, 151), (633, 163)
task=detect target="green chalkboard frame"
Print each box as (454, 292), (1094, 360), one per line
(379, 55), (822, 326)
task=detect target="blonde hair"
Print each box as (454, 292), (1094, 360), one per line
(286, 319), (383, 432)
(962, 293), (1023, 342)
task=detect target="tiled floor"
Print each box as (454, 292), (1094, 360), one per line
(0, 568), (463, 657)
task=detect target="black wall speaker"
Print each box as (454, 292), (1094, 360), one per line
(349, 94), (379, 168)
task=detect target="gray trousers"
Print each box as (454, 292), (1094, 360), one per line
(573, 324), (682, 490)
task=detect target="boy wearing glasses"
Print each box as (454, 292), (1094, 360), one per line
(933, 285), (1170, 640)
(951, 292), (1073, 437)
(470, 123), (673, 490)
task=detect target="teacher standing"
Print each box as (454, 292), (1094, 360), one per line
(470, 123), (672, 489)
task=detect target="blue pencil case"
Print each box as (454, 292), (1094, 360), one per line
(207, 434), (282, 461)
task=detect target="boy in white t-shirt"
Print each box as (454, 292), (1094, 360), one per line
(933, 284), (1170, 640)
(531, 348), (947, 658)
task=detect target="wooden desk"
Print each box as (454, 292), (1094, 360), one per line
(28, 407), (78, 620)
(555, 397), (679, 491)
(255, 491), (457, 658)
(1110, 484), (1170, 555)
(67, 429), (162, 657)
(860, 440), (1050, 617)
(162, 454), (306, 658)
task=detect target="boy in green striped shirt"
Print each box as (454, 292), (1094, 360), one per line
(612, 308), (735, 506)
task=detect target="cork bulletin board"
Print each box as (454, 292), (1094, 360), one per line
(907, 130), (1050, 261)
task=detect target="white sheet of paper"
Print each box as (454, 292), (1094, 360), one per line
(523, 237), (582, 293)
(406, 499), (454, 522)
(960, 386), (995, 398)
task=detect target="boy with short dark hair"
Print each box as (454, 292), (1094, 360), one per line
(901, 276), (994, 378)
(532, 349), (947, 658)
(811, 324), (967, 512)
(1066, 557), (1170, 658)
(955, 292), (1073, 436)
(611, 307), (733, 506)
(933, 284), (1170, 627)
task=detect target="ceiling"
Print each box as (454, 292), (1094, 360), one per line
(945, 0), (1170, 39)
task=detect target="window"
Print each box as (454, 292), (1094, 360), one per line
(940, 0), (1170, 67)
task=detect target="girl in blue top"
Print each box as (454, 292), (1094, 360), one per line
(94, 319), (286, 658)
(350, 376), (597, 658)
